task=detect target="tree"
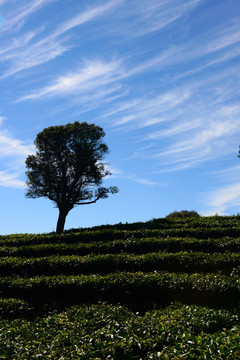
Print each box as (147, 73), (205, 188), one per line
(25, 121), (118, 233)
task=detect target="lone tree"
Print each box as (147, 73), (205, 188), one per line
(25, 121), (118, 233)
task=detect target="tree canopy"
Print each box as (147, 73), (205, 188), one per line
(25, 121), (118, 233)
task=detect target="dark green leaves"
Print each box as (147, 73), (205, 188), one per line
(1, 215), (240, 358)
(0, 303), (239, 359)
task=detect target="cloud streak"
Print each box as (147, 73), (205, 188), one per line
(0, 0), (122, 78)
(0, 122), (34, 189)
(0, 171), (25, 189)
(53, 0), (122, 37)
(110, 167), (165, 186)
(1, 0), (56, 32)
(203, 183), (240, 215)
(16, 59), (124, 102)
(0, 130), (34, 158)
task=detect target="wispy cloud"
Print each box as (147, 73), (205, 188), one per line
(15, 46), (188, 104)
(110, 167), (165, 186)
(0, 121), (34, 188)
(98, 0), (201, 38)
(125, 47), (181, 78)
(139, 24), (240, 83)
(0, 171), (25, 189)
(16, 59), (123, 102)
(0, 30), (42, 57)
(171, 24), (240, 66)
(148, 104), (240, 173)
(0, 0), (122, 78)
(145, 119), (200, 139)
(197, 25), (240, 57)
(107, 88), (191, 126)
(159, 117), (239, 158)
(53, 0), (122, 38)
(0, 116), (5, 125)
(106, 64), (240, 171)
(0, 30), (69, 79)
(210, 164), (240, 182)
(202, 183), (240, 215)
(0, 119), (33, 166)
(0, 130), (34, 158)
(137, 0), (201, 35)
(1, 0), (56, 32)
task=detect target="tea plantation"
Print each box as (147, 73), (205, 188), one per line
(1, 215), (240, 359)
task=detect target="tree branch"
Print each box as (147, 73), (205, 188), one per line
(75, 194), (102, 205)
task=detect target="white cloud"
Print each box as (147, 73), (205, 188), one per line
(199, 27), (240, 56)
(1, 0), (56, 32)
(110, 167), (165, 186)
(210, 164), (240, 181)
(16, 59), (123, 102)
(0, 0), (122, 78)
(0, 171), (25, 189)
(0, 30), (42, 57)
(153, 147), (212, 173)
(160, 119), (239, 157)
(0, 122), (34, 189)
(172, 25), (240, 66)
(203, 183), (240, 215)
(53, 0), (122, 37)
(140, 0), (201, 34)
(100, 0), (201, 38)
(0, 36), (70, 79)
(0, 0), (238, 82)
(134, 178), (163, 186)
(146, 119), (200, 139)
(15, 51), (194, 105)
(109, 89), (191, 126)
(126, 48), (180, 77)
(0, 131), (34, 158)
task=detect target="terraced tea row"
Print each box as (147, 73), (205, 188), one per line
(1, 224), (240, 247)
(1, 251), (240, 276)
(1, 236), (240, 258)
(0, 271), (239, 310)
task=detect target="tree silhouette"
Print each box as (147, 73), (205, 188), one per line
(25, 121), (118, 233)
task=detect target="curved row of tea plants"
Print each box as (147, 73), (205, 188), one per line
(2, 222), (240, 247)
(1, 236), (240, 258)
(1, 251), (240, 276)
(0, 271), (239, 310)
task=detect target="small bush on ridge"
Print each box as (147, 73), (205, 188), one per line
(166, 210), (200, 220)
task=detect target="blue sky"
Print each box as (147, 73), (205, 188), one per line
(0, 0), (240, 234)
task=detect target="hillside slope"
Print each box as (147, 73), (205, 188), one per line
(1, 215), (240, 358)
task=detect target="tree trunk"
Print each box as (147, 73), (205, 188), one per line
(56, 208), (68, 234)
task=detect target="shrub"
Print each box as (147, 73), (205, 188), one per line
(166, 210), (200, 220)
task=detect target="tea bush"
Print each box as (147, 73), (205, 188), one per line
(1, 215), (240, 358)
(0, 303), (239, 359)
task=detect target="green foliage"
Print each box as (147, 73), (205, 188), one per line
(0, 251), (240, 276)
(0, 303), (239, 359)
(165, 210), (200, 220)
(1, 235), (240, 258)
(0, 298), (33, 319)
(0, 271), (239, 310)
(1, 215), (240, 358)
